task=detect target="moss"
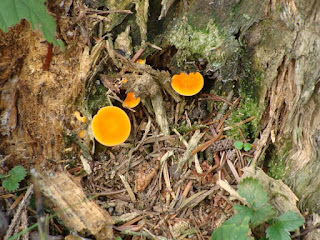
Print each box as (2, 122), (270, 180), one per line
(87, 81), (111, 115)
(62, 131), (77, 146)
(268, 140), (292, 179)
(225, 97), (260, 140)
(172, 121), (208, 135)
(167, 19), (226, 68)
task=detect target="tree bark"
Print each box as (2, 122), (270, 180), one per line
(163, 0), (320, 211)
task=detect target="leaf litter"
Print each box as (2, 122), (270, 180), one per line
(0, 1), (304, 240)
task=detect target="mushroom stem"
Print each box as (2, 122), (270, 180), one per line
(151, 90), (170, 136)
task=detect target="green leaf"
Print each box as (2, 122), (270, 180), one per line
(266, 224), (290, 240)
(231, 203), (275, 228)
(211, 217), (253, 240)
(0, 174), (5, 179)
(234, 141), (244, 150)
(229, 205), (254, 225)
(266, 211), (304, 240)
(9, 165), (27, 182)
(238, 178), (268, 209)
(243, 143), (252, 151)
(250, 204), (275, 227)
(0, 0), (64, 50)
(276, 211), (304, 232)
(2, 178), (19, 191)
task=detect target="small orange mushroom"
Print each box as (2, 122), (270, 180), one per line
(78, 129), (86, 138)
(137, 59), (146, 65)
(122, 92), (141, 108)
(91, 106), (131, 146)
(171, 72), (204, 96)
(74, 111), (86, 123)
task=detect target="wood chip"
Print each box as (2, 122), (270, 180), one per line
(119, 174), (136, 203)
(226, 159), (240, 183)
(36, 171), (114, 240)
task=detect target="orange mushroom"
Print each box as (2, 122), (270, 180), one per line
(91, 106), (131, 146)
(74, 111), (86, 123)
(137, 59), (146, 65)
(171, 72), (204, 96)
(78, 129), (86, 138)
(122, 92), (141, 108)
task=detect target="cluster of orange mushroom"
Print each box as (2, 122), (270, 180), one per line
(91, 70), (204, 146)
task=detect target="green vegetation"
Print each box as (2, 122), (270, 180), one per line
(0, 0), (64, 50)
(173, 120), (208, 135)
(0, 165), (27, 191)
(168, 19), (225, 67)
(225, 97), (260, 140)
(87, 82), (111, 115)
(211, 178), (304, 240)
(268, 140), (292, 179)
(234, 141), (252, 151)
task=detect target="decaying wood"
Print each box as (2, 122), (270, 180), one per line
(37, 171), (114, 240)
(241, 166), (300, 215)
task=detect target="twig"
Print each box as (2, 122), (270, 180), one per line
(200, 94), (233, 106)
(21, 208), (29, 240)
(4, 185), (33, 240)
(119, 174), (136, 203)
(146, 42), (162, 51)
(191, 125), (224, 155)
(177, 130), (205, 171)
(163, 161), (175, 199)
(182, 181), (193, 198)
(223, 116), (255, 131)
(87, 9), (133, 15)
(131, 48), (145, 63)
(227, 159), (240, 183)
(43, 43), (53, 71)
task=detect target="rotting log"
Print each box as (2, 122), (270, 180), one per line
(37, 171), (114, 240)
(159, 0), (320, 211)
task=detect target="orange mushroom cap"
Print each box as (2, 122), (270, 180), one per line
(74, 111), (86, 123)
(137, 59), (146, 65)
(91, 106), (131, 146)
(122, 92), (141, 108)
(171, 72), (204, 96)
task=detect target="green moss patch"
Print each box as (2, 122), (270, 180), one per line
(267, 140), (292, 179)
(225, 97), (260, 140)
(167, 19), (226, 67)
(87, 81), (111, 115)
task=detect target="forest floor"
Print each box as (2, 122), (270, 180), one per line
(0, 1), (314, 240)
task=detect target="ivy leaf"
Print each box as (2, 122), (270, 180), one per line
(266, 211), (304, 240)
(9, 165), (27, 182)
(0, 0), (64, 50)
(243, 143), (252, 151)
(234, 141), (244, 150)
(2, 178), (19, 191)
(211, 217), (253, 240)
(238, 178), (267, 209)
